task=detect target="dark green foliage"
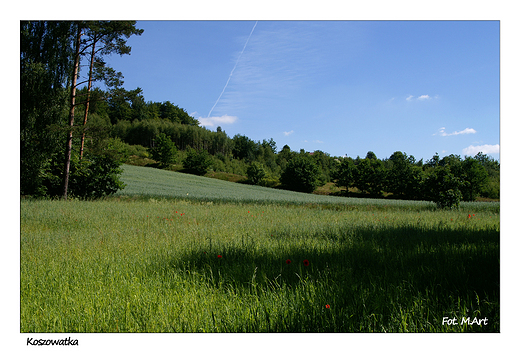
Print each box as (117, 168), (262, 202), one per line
(159, 101), (198, 125)
(385, 151), (423, 199)
(332, 157), (355, 192)
(460, 156), (488, 201)
(74, 154), (126, 198)
(310, 150), (333, 185)
(183, 146), (213, 175)
(20, 21), (141, 199)
(474, 152), (500, 199)
(102, 137), (145, 163)
(280, 153), (320, 193)
(40, 152), (125, 199)
(330, 151), (498, 206)
(246, 162), (267, 185)
(352, 158), (386, 196)
(232, 134), (259, 161)
(150, 133), (177, 167)
(21, 21), (74, 196)
(423, 166), (464, 209)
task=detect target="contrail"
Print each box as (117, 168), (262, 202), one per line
(207, 21), (258, 118)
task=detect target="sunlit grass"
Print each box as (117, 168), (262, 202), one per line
(21, 197), (499, 332)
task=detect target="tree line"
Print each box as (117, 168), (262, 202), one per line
(21, 21), (499, 207)
(21, 21), (143, 199)
(331, 151), (499, 208)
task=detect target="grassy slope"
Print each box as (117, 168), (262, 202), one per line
(117, 163), (376, 204)
(117, 164), (498, 212)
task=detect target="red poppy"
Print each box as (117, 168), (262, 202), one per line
(325, 304), (330, 309)
(303, 259), (310, 267)
(217, 255), (222, 259)
(286, 259), (291, 264)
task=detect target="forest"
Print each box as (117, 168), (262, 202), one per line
(20, 21), (500, 207)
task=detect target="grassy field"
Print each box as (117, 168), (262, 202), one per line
(20, 165), (500, 332)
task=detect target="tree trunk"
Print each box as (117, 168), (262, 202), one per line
(79, 34), (97, 160)
(63, 24), (82, 200)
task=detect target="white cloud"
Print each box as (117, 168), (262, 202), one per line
(313, 140), (324, 143)
(463, 144), (500, 156)
(436, 127), (477, 136)
(283, 130), (294, 136)
(455, 128), (477, 135)
(407, 94), (437, 101)
(198, 115), (238, 127)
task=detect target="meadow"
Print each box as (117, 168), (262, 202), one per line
(20, 165), (500, 332)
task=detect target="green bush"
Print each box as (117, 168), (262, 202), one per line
(423, 166), (464, 209)
(246, 162), (267, 185)
(280, 153), (320, 193)
(40, 152), (126, 199)
(150, 133), (177, 167)
(259, 174), (280, 188)
(182, 146), (213, 175)
(480, 178), (500, 199)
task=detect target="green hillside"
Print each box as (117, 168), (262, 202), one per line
(116, 164), (498, 213)
(118, 164), (417, 205)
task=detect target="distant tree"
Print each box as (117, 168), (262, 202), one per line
(260, 139), (278, 172)
(280, 153), (320, 193)
(276, 144), (294, 171)
(460, 156), (488, 201)
(474, 152), (500, 199)
(365, 151), (377, 160)
(107, 87), (144, 123)
(262, 138), (277, 154)
(332, 157), (355, 193)
(232, 134), (259, 161)
(423, 166), (464, 209)
(158, 101), (198, 125)
(183, 146), (212, 175)
(385, 151), (422, 199)
(426, 153), (440, 168)
(247, 162), (267, 185)
(150, 133), (177, 167)
(310, 150), (333, 185)
(352, 157), (385, 196)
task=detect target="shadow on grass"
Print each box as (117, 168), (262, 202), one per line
(147, 223), (499, 332)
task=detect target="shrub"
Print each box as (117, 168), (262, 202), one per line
(247, 162), (267, 185)
(423, 166), (464, 209)
(150, 133), (177, 167)
(182, 146), (213, 175)
(40, 152), (126, 199)
(280, 153), (320, 193)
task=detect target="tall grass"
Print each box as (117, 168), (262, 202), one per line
(21, 197), (499, 332)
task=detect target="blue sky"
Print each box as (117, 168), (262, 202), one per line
(105, 20), (499, 162)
